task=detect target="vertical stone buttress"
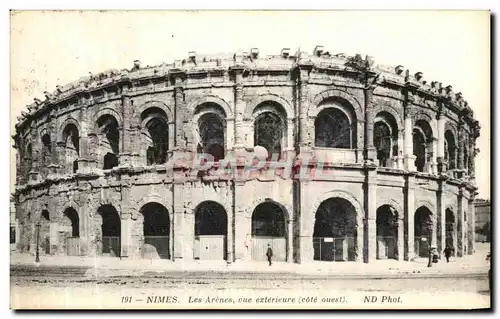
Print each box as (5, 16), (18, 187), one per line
(232, 66), (246, 263)
(233, 66), (245, 149)
(298, 63), (313, 150)
(28, 130), (41, 183)
(172, 71), (187, 261)
(404, 174), (416, 260)
(364, 78), (376, 162)
(468, 195), (476, 255)
(363, 76), (377, 263)
(364, 167), (377, 263)
(437, 182), (446, 258)
(436, 104), (446, 173)
(403, 88), (416, 171)
(457, 186), (466, 257)
(457, 118), (465, 172)
(119, 89), (134, 166)
(296, 62), (314, 263)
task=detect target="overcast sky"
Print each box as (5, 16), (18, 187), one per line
(9, 10), (490, 198)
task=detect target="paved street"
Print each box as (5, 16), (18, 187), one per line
(10, 243), (491, 309)
(10, 270), (490, 309)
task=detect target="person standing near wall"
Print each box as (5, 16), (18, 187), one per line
(266, 244), (273, 266)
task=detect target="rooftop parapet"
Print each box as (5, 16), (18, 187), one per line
(14, 46), (476, 130)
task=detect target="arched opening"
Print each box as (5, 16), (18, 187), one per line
(374, 112), (398, 167)
(253, 102), (287, 160)
(97, 115), (120, 169)
(62, 207), (80, 256)
(98, 205), (121, 257)
(103, 153), (119, 170)
(197, 111), (225, 161)
(251, 201), (288, 262)
(313, 197), (358, 261)
(376, 205), (399, 260)
(413, 120), (433, 172)
(41, 134), (52, 175)
(194, 201), (227, 260)
(445, 208), (456, 254)
(40, 210), (50, 254)
(414, 206), (433, 257)
(315, 107), (355, 149)
(444, 130), (457, 170)
(141, 108), (169, 165)
(140, 202), (170, 259)
(62, 124), (80, 173)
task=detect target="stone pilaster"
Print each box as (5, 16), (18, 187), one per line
(457, 187), (465, 257)
(86, 133), (99, 170)
(468, 196), (476, 255)
(364, 79), (377, 162)
(404, 174), (416, 260)
(120, 212), (132, 258)
(457, 119), (465, 171)
(437, 184), (446, 258)
(232, 66), (245, 149)
(297, 179), (314, 263)
(436, 107), (446, 173)
(431, 137), (438, 174)
(119, 93), (134, 166)
(364, 167), (377, 263)
(287, 218), (294, 263)
(172, 71), (186, 152)
(397, 213), (404, 261)
(172, 173), (186, 261)
(403, 90), (416, 171)
(297, 63), (314, 151)
(233, 166), (248, 262)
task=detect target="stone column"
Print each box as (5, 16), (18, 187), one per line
(457, 188), (465, 257)
(226, 119), (235, 151)
(431, 137), (438, 174)
(182, 185), (194, 261)
(172, 72), (186, 152)
(119, 94), (132, 166)
(172, 172), (186, 261)
(397, 130), (404, 169)
(286, 118), (294, 159)
(232, 66), (245, 150)
(86, 133), (99, 170)
(468, 136), (475, 179)
(437, 186), (446, 258)
(233, 180), (248, 262)
(453, 217), (458, 257)
(403, 101), (416, 171)
(120, 213), (132, 258)
(457, 119), (465, 171)
(168, 122), (175, 159)
(364, 168), (377, 263)
(15, 219), (21, 247)
(226, 202), (234, 264)
(467, 198), (475, 255)
(364, 80), (377, 162)
(404, 174), (416, 260)
(437, 110), (446, 173)
(297, 63), (313, 151)
(55, 141), (66, 175)
(287, 219), (293, 262)
(298, 180), (314, 263)
(397, 215), (404, 261)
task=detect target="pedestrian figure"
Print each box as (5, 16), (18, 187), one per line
(266, 244), (273, 266)
(443, 245), (453, 263)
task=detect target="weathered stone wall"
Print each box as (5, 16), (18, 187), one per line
(12, 48), (480, 262)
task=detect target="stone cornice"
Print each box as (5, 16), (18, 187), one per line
(14, 47), (479, 141)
